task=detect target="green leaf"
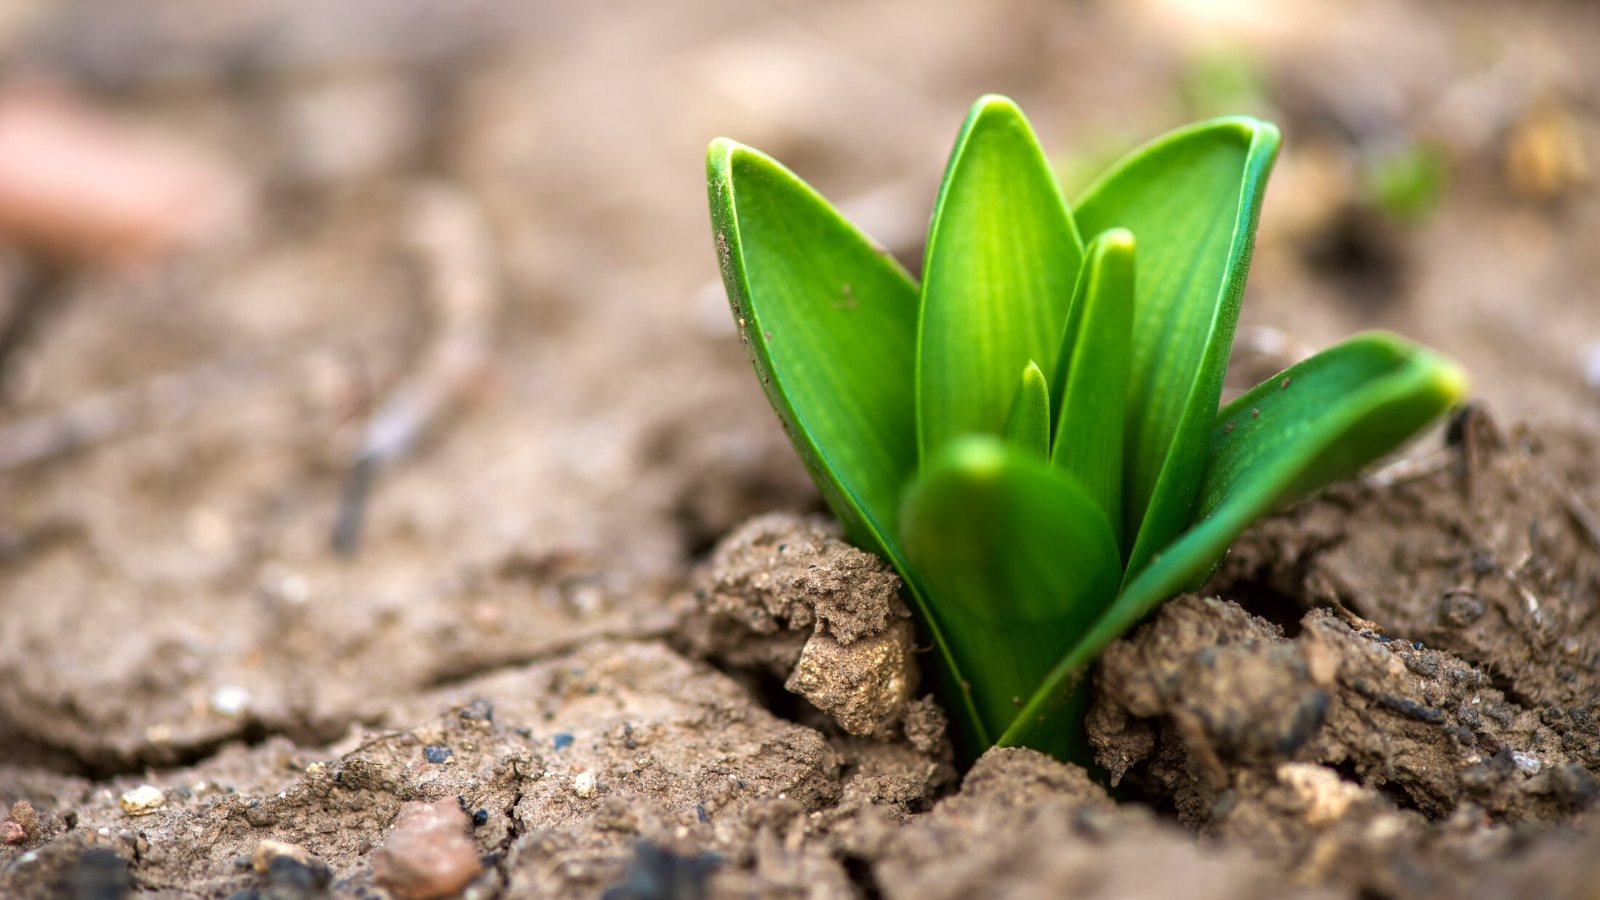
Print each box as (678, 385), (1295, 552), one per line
(902, 436), (1121, 749)
(999, 332), (1466, 753)
(1073, 117), (1281, 579)
(707, 139), (917, 553)
(1001, 361), (1050, 461)
(708, 138), (990, 752)
(1050, 228), (1135, 541)
(1196, 332), (1466, 526)
(918, 95), (1085, 464)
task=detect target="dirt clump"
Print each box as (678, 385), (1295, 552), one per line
(874, 746), (1319, 900)
(691, 513), (908, 648)
(1215, 409), (1600, 719)
(684, 513), (924, 739)
(1088, 589), (1598, 896)
(786, 619), (919, 738)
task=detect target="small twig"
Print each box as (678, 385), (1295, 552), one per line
(330, 455), (379, 555)
(347, 729), (412, 756)
(331, 182), (500, 556)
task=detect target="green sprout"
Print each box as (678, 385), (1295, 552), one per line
(706, 95), (1466, 763)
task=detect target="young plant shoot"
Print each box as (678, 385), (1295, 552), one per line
(706, 95), (1467, 763)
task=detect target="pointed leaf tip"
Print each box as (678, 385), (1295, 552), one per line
(970, 93), (1023, 117)
(1002, 361), (1051, 461)
(918, 95), (1085, 464)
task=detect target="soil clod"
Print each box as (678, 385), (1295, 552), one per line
(686, 514), (918, 736)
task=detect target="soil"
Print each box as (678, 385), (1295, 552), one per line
(2, 0), (1599, 897)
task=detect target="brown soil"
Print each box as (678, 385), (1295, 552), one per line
(2, 0), (1599, 897)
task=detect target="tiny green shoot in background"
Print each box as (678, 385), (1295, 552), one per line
(706, 95), (1466, 764)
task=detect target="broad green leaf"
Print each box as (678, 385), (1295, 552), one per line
(918, 95), (1085, 464)
(1050, 228), (1135, 542)
(708, 139), (917, 553)
(1001, 361), (1050, 461)
(999, 332), (1466, 753)
(902, 436), (1121, 748)
(708, 139), (989, 752)
(1073, 117), (1280, 580)
(1196, 332), (1466, 525)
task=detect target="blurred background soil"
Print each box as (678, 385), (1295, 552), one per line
(0, 0), (1597, 897)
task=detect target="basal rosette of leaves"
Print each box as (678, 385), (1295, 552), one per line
(706, 95), (1467, 763)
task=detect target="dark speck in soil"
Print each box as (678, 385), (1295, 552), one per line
(602, 841), (722, 900)
(1377, 693), (1448, 724)
(459, 699), (494, 722)
(423, 744), (453, 764)
(261, 854), (332, 900)
(64, 848), (132, 900)
(553, 732), (574, 750)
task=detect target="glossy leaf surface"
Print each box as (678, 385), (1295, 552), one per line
(903, 436), (1120, 744)
(1073, 118), (1280, 578)
(919, 96), (1084, 463)
(1050, 228), (1135, 542)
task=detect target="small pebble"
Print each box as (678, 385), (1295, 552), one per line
(119, 785), (166, 816)
(552, 732), (574, 751)
(1511, 751), (1544, 776)
(373, 800), (481, 900)
(573, 771), (597, 798)
(1, 820), (24, 844)
(423, 744), (454, 764)
(210, 685), (251, 719)
(251, 839), (317, 874)
(10, 800), (39, 841)
(472, 809), (489, 827)
(458, 699), (494, 722)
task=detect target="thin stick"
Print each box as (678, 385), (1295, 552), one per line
(331, 182), (499, 556)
